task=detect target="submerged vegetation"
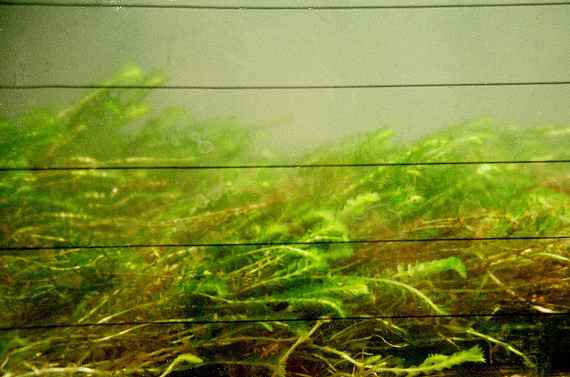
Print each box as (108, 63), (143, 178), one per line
(0, 66), (569, 376)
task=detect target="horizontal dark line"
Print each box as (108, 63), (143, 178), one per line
(1, 1), (569, 10)
(2, 236), (569, 252)
(1, 81), (570, 90)
(1, 312), (568, 332)
(1, 159), (569, 172)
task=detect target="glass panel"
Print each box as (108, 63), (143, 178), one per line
(1, 1), (569, 376)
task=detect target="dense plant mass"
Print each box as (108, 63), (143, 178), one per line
(0, 66), (569, 376)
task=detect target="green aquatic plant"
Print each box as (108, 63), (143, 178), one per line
(0, 66), (569, 376)
(393, 256), (467, 280)
(318, 344), (485, 377)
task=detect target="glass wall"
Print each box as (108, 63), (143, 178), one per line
(1, 1), (569, 376)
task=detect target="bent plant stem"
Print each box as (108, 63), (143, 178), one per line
(465, 327), (536, 369)
(272, 320), (323, 377)
(237, 263), (319, 294)
(237, 248), (323, 294)
(364, 278), (448, 315)
(197, 293), (346, 317)
(312, 345), (365, 369)
(92, 324), (149, 343)
(227, 254), (284, 278)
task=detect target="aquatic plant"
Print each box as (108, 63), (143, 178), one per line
(0, 66), (569, 376)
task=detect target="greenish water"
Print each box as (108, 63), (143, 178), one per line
(0, 67), (569, 376)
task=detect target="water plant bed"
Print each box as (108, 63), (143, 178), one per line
(1, 67), (569, 376)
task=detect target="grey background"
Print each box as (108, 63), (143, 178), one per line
(1, 0), (569, 155)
